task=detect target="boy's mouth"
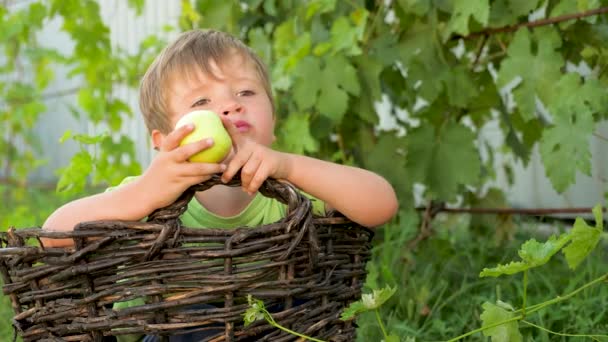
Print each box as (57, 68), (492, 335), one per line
(234, 120), (251, 133)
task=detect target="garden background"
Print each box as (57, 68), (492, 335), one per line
(1, 0), (608, 340)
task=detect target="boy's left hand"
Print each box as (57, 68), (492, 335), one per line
(220, 117), (291, 194)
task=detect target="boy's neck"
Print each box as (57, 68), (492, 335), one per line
(194, 185), (255, 217)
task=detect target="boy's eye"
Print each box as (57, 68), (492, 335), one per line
(191, 98), (209, 107)
(238, 90), (255, 97)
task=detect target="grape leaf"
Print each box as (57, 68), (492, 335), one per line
(550, 0), (577, 29)
(276, 113), (318, 154)
(363, 133), (411, 202)
(352, 55), (382, 123)
(443, 65), (478, 108)
(324, 54), (360, 96)
(340, 286), (396, 320)
(562, 204), (604, 269)
(318, 81), (348, 122)
(292, 56), (322, 110)
(497, 28), (564, 121)
(489, 0), (541, 27)
(446, 0), (490, 37)
(305, 0), (336, 20)
(539, 74), (600, 193)
(518, 235), (570, 264)
(480, 302), (523, 342)
(480, 234), (571, 277)
(405, 123), (480, 200)
(508, 0), (541, 17)
(399, 22), (448, 104)
(396, 0), (432, 16)
(56, 150), (93, 194)
(330, 16), (363, 56)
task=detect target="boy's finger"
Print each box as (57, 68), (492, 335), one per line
(181, 162), (226, 177)
(221, 149), (251, 183)
(240, 154), (262, 187)
(160, 124), (195, 152)
(175, 138), (215, 162)
(246, 164), (270, 194)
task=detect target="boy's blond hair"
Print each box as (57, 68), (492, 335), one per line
(139, 29), (274, 134)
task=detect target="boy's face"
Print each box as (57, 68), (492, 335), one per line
(154, 53), (275, 152)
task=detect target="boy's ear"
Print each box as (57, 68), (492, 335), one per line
(151, 129), (164, 150)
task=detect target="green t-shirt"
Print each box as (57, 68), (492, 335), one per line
(108, 176), (325, 342)
(107, 176), (326, 227)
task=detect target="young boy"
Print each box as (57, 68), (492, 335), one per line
(42, 29), (398, 341)
(43, 29), (398, 242)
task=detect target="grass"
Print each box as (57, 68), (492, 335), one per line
(356, 211), (608, 341)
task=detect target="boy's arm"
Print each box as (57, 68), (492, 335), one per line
(42, 124), (225, 247)
(42, 178), (157, 232)
(221, 118), (399, 228)
(281, 154), (398, 228)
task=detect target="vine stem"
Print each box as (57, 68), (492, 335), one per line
(513, 273), (607, 315)
(446, 274), (608, 342)
(375, 309), (389, 339)
(522, 320), (608, 340)
(416, 206), (605, 216)
(459, 6), (608, 40)
(263, 311), (325, 342)
(522, 270), (528, 318)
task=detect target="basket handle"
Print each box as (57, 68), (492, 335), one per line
(144, 171), (319, 263)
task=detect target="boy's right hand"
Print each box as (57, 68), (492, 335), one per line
(139, 124), (226, 210)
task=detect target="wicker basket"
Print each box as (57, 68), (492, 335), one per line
(0, 174), (373, 341)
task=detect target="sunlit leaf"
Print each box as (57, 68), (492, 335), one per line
(480, 302), (523, 342)
(562, 204), (604, 269)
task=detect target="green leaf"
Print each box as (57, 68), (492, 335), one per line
(56, 150), (93, 194)
(480, 234), (571, 277)
(329, 16), (363, 56)
(318, 81), (348, 122)
(72, 133), (109, 145)
(539, 74), (598, 193)
(384, 335), (401, 342)
(443, 65), (478, 107)
(508, 0), (541, 16)
(276, 113), (318, 154)
(497, 28), (564, 121)
(396, 0), (432, 16)
(248, 27), (272, 66)
(446, 0), (490, 37)
(324, 54), (360, 96)
(352, 55), (383, 123)
(292, 56), (322, 110)
(59, 130), (73, 143)
(340, 300), (367, 321)
(305, 0), (336, 20)
(340, 286), (396, 320)
(480, 302), (523, 342)
(362, 133), (410, 202)
(243, 294), (265, 327)
(405, 123), (480, 200)
(550, 0), (578, 29)
(194, 1), (238, 33)
(127, 0), (145, 15)
(562, 204), (604, 269)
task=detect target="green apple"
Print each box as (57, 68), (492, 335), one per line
(175, 110), (232, 163)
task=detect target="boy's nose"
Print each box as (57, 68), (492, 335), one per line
(221, 101), (242, 115)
